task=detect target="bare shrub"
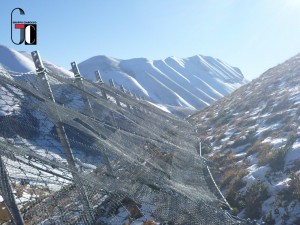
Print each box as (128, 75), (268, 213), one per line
(244, 179), (269, 219)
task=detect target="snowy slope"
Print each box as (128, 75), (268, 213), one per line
(188, 53), (300, 224)
(0, 45), (246, 115)
(0, 45), (36, 72)
(0, 45), (73, 78)
(77, 54), (247, 111)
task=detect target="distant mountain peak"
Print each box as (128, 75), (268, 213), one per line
(77, 53), (247, 114)
(0, 45), (246, 116)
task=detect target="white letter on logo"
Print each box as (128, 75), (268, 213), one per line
(25, 25), (35, 44)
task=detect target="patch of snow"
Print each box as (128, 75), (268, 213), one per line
(256, 123), (281, 136)
(262, 137), (287, 148)
(242, 165), (270, 192)
(233, 143), (251, 154)
(146, 101), (171, 113)
(235, 152), (247, 158)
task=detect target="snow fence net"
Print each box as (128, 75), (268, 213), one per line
(0, 65), (243, 224)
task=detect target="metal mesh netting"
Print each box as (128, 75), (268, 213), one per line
(0, 55), (245, 225)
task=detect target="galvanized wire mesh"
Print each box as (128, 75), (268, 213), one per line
(0, 61), (245, 225)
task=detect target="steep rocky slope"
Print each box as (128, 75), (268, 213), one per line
(188, 54), (300, 225)
(0, 47), (244, 224)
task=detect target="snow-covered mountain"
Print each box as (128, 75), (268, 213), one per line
(0, 45), (247, 115)
(188, 53), (300, 224)
(77, 54), (247, 112)
(0, 45), (73, 77)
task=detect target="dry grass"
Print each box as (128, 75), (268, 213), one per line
(257, 149), (273, 167)
(0, 202), (11, 223)
(209, 150), (249, 214)
(258, 146), (288, 171)
(210, 150), (248, 190)
(258, 133), (297, 171)
(288, 172), (300, 200)
(244, 179), (269, 219)
(16, 185), (25, 198)
(225, 168), (248, 214)
(247, 141), (272, 157)
(142, 220), (157, 225)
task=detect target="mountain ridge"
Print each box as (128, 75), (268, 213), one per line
(77, 53), (247, 112)
(0, 45), (247, 115)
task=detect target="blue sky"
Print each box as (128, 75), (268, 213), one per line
(1, 0), (300, 80)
